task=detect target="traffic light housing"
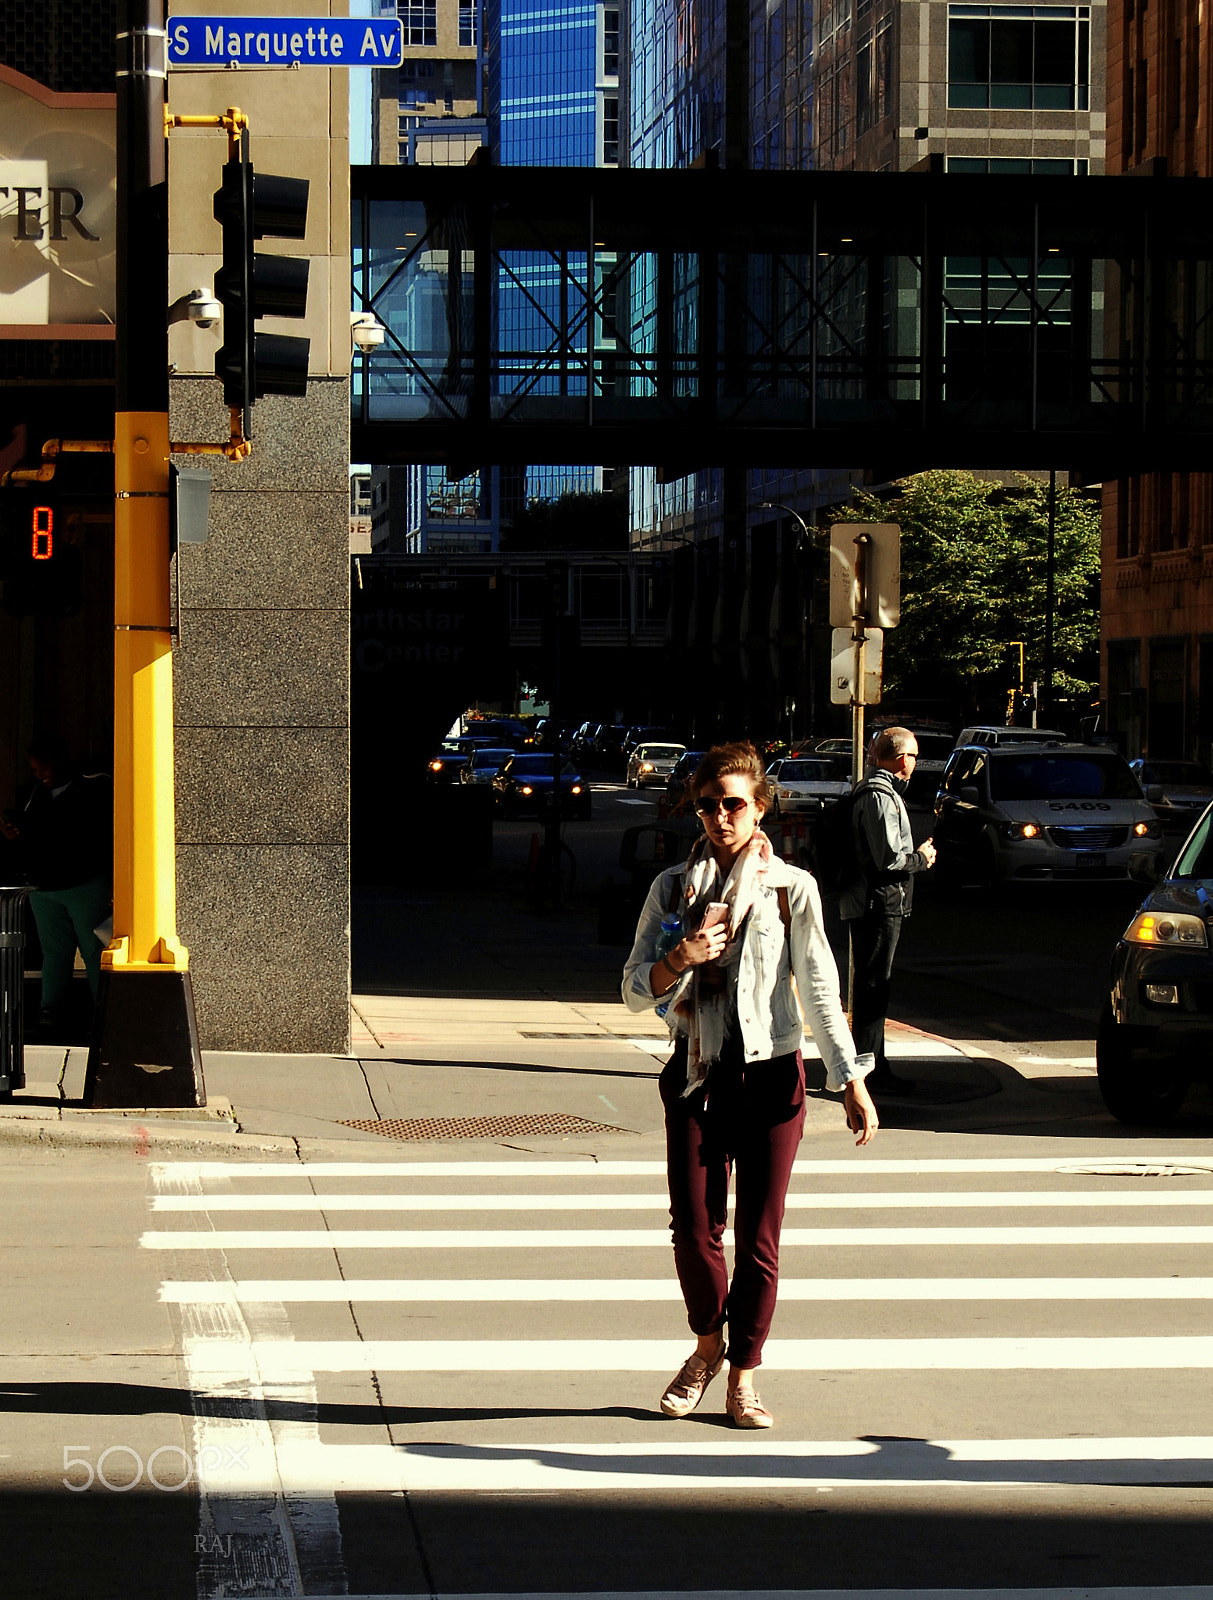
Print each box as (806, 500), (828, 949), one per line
(0, 493), (83, 617)
(213, 131), (310, 431)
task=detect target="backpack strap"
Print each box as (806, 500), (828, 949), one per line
(776, 884), (791, 939)
(666, 873), (681, 915)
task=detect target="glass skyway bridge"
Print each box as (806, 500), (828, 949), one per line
(352, 165), (1213, 474)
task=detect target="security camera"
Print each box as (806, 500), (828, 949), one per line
(168, 289), (222, 330)
(350, 311), (385, 351)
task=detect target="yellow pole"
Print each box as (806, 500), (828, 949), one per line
(106, 411), (187, 974)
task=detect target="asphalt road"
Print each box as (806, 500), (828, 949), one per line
(6, 1135), (1213, 1596)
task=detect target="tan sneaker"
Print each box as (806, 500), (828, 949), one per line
(725, 1384), (774, 1429)
(659, 1343), (727, 1417)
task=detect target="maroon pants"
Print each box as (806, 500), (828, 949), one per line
(660, 1035), (805, 1370)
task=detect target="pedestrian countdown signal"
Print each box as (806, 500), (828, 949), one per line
(0, 495), (83, 617)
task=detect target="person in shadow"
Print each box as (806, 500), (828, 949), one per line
(0, 733), (112, 1033)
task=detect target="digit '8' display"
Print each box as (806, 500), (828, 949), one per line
(0, 494), (83, 617)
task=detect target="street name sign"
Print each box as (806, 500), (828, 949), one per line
(167, 17), (404, 67)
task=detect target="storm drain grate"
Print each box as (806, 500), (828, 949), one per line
(337, 1113), (632, 1141)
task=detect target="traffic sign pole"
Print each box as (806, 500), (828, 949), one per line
(85, 0), (205, 1109)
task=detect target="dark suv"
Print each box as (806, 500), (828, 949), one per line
(1099, 799), (1213, 1123)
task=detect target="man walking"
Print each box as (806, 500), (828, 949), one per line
(840, 726), (935, 1097)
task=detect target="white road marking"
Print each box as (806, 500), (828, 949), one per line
(152, 1155), (1213, 1181)
(183, 1335), (1213, 1374)
(148, 1188), (1213, 1214)
(140, 1224), (1213, 1250)
(159, 1170), (347, 1596)
(159, 1275), (1213, 1304)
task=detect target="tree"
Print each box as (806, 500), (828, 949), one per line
(499, 490), (627, 552)
(835, 471), (1100, 701)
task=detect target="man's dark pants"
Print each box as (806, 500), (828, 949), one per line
(848, 909), (903, 1074)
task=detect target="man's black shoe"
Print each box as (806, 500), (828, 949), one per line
(866, 1066), (917, 1096)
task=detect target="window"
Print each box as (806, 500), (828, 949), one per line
(948, 5), (1090, 111)
(856, 13), (893, 133)
(459, 0), (478, 48)
(947, 156), (1087, 174)
(603, 7), (620, 77)
(603, 93), (619, 164)
(398, 0), (436, 47)
(399, 59), (435, 80)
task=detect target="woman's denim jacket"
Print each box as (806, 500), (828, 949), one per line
(622, 855), (873, 1093)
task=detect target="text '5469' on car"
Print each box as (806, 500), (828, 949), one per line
(1098, 796), (1213, 1125)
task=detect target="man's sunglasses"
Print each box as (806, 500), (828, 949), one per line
(693, 795), (750, 817)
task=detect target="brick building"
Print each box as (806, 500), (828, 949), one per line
(1102, 0), (1213, 761)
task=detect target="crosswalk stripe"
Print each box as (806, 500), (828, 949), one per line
(148, 1188), (1213, 1213)
(140, 1225), (1213, 1249)
(157, 1275), (1213, 1303)
(150, 1155), (1213, 1180)
(182, 1335), (1213, 1373)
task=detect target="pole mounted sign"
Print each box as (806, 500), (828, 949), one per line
(167, 16), (404, 67)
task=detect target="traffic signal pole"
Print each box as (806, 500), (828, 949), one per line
(84, 0), (204, 1106)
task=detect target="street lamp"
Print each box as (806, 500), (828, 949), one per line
(760, 500), (820, 744)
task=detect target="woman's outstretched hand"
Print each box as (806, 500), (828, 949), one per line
(670, 922), (729, 970)
(844, 1078), (879, 1146)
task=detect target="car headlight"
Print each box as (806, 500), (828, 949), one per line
(1124, 911), (1208, 948)
(1002, 822), (1042, 840)
(570, 784), (582, 794)
(1133, 820), (1163, 839)
(641, 762), (654, 772)
(519, 785), (533, 795)
(430, 760), (443, 772)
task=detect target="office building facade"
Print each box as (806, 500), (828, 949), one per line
(1101, 0), (1213, 762)
(372, 0), (483, 165)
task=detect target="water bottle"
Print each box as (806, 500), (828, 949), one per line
(654, 914), (683, 1018)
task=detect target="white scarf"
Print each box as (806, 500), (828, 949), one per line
(670, 828), (773, 1095)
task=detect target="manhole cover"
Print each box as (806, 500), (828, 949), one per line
(1056, 1162), (1213, 1178)
(337, 1113), (632, 1141)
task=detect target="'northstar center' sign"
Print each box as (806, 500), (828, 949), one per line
(167, 16), (404, 67)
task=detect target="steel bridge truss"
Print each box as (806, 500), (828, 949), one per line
(351, 165), (1213, 472)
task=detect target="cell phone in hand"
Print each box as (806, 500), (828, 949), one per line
(700, 901), (730, 931)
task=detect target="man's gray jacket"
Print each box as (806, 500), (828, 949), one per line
(839, 768), (932, 920)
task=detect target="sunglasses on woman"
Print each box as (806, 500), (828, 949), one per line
(693, 795), (751, 817)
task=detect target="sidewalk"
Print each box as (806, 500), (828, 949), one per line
(0, 881), (1106, 1156)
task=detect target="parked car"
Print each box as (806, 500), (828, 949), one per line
(812, 737), (853, 758)
(492, 753), (591, 818)
(568, 721), (602, 762)
(765, 757), (851, 817)
(626, 741), (686, 790)
(427, 737), (494, 784)
(953, 724), (1070, 749)
(933, 742), (1164, 885)
(1129, 758), (1213, 835)
(459, 747), (515, 786)
(1098, 800), (1213, 1123)
(665, 749), (707, 813)
(529, 717), (578, 753)
(465, 718), (528, 748)
(594, 724), (630, 768)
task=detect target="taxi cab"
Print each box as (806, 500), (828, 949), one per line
(933, 742), (1163, 885)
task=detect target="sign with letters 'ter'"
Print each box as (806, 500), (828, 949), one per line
(167, 16), (404, 68)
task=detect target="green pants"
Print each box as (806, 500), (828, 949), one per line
(28, 877), (112, 1013)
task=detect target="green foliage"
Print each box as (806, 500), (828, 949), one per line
(499, 490), (627, 552)
(837, 471), (1101, 698)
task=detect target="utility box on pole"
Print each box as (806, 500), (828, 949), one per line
(829, 523), (900, 629)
